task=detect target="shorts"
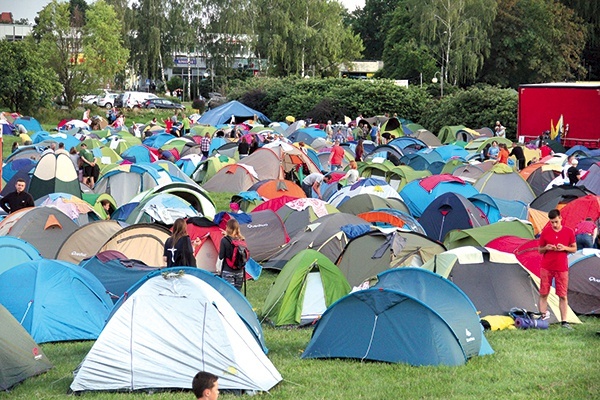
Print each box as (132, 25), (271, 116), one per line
(82, 164), (94, 177)
(539, 268), (568, 297)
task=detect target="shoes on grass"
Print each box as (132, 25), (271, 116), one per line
(561, 322), (573, 330)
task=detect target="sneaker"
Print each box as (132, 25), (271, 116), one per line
(561, 322), (573, 330)
(541, 311), (550, 320)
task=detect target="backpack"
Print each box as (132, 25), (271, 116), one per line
(225, 237), (249, 270)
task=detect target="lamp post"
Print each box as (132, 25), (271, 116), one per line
(431, 66), (444, 98)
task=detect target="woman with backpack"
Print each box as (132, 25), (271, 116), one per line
(217, 219), (249, 292)
(163, 218), (199, 268)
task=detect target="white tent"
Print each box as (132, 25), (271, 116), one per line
(70, 272), (282, 393)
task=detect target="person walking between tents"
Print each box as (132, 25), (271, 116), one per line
(163, 218), (199, 268)
(217, 219), (249, 292)
(329, 140), (345, 171)
(538, 209), (576, 329)
(574, 217), (597, 250)
(0, 178), (34, 214)
(193, 371), (219, 400)
(79, 143), (96, 188)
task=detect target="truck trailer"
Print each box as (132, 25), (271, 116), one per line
(518, 82), (600, 148)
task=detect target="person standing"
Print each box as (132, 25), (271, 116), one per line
(509, 143), (526, 171)
(0, 178), (34, 214)
(192, 371), (219, 400)
(217, 219), (247, 291)
(566, 159), (581, 185)
(181, 113), (190, 135)
(538, 209), (576, 329)
(325, 120), (333, 141)
(340, 160), (360, 187)
(79, 143), (96, 188)
(497, 143), (510, 164)
(494, 121), (506, 138)
(329, 140), (345, 171)
(487, 141), (500, 161)
(238, 137), (250, 159)
(354, 139), (364, 162)
(200, 133), (211, 158)
(163, 218), (199, 268)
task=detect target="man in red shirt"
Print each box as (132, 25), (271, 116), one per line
(538, 209), (576, 329)
(329, 140), (345, 171)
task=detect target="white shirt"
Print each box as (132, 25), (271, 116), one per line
(343, 169), (359, 185)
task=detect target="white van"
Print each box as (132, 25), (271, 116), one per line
(122, 91), (158, 109)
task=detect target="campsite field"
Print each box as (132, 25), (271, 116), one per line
(3, 269), (600, 399)
(2, 137), (599, 399)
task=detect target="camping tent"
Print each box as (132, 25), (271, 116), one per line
(473, 163), (535, 204)
(419, 192), (489, 241)
(336, 228), (446, 286)
(70, 270), (281, 393)
(56, 220), (127, 265)
(275, 198), (339, 238)
(443, 220), (535, 250)
(0, 207), (79, 259)
(262, 249), (350, 326)
(302, 287), (474, 366)
(197, 100), (271, 126)
(328, 178), (401, 208)
(419, 246), (580, 324)
(0, 236), (42, 275)
(28, 153), (81, 200)
(0, 304), (53, 390)
(567, 250), (600, 315)
(99, 224), (171, 266)
(0, 259), (113, 343)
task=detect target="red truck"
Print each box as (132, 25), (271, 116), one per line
(518, 82), (600, 148)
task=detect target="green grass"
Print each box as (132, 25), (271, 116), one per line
(4, 269), (600, 399)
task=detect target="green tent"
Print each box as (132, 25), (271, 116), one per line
(438, 125), (466, 144)
(386, 165), (431, 191)
(262, 249), (351, 326)
(82, 193), (118, 220)
(443, 220), (535, 250)
(191, 154), (235, 185)
(1, 304), (53, 390)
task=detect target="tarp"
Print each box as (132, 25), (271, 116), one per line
(198, 101), (270, 126)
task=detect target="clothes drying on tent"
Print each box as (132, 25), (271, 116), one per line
(70, 270), (281, 393)
(0, 260), (113, 343)
(0, 304), (53, 390)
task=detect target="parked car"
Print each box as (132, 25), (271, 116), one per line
(122, 91), (158, 109)
(97, 92), (120, 109)
(80, 94), (99, 105)
(144, 98), (185, 110)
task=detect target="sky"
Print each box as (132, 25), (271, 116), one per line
(0, 0), (365, 24)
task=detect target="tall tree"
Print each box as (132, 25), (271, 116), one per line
(255, 0), (363, 77)
(0, 39), (61, 114)
(479, 0), (586, 87)
(33, 0), (129, 108)
(130, 0), (167, 82)
(349, 0), (400, 60)
(560, 0), (600, 79)
(406, 0), (497, 85)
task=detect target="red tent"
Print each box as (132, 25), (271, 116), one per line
(487, 236), (542, 277)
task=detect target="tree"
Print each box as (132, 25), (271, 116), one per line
(479, 0), (586, 87)
(349, 0), (401, 60)
(33, 0), (129, 108)
(560, 0), (600, 79)
(255, 0), (363, 77)
(399, 0), (497, 85)
(0, 39), (61, 114)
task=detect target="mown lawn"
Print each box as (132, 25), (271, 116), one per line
(4, 269), (599, 400)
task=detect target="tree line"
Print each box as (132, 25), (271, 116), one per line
(0, 0), (597, 115)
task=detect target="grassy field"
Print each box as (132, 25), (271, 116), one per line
(2, 110), (600, 399)
(3, 269), (600, 400)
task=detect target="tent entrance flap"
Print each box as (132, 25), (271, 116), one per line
(300, 272), (327, 324)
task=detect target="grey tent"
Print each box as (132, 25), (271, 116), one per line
(337, 193), (409, 215)
(56, 220), (127, 265)
(0, 207), (79, 259)
(262, 213), (367, 270)
(0, 304), (53, 390)
(336, 228), (446, 286)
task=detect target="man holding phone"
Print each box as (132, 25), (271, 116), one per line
(538, 209), (576, 329)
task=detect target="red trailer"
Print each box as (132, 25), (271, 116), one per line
(518, 83), (600, 148)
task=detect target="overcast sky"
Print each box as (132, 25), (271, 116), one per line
(0, 0), (365, 24)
